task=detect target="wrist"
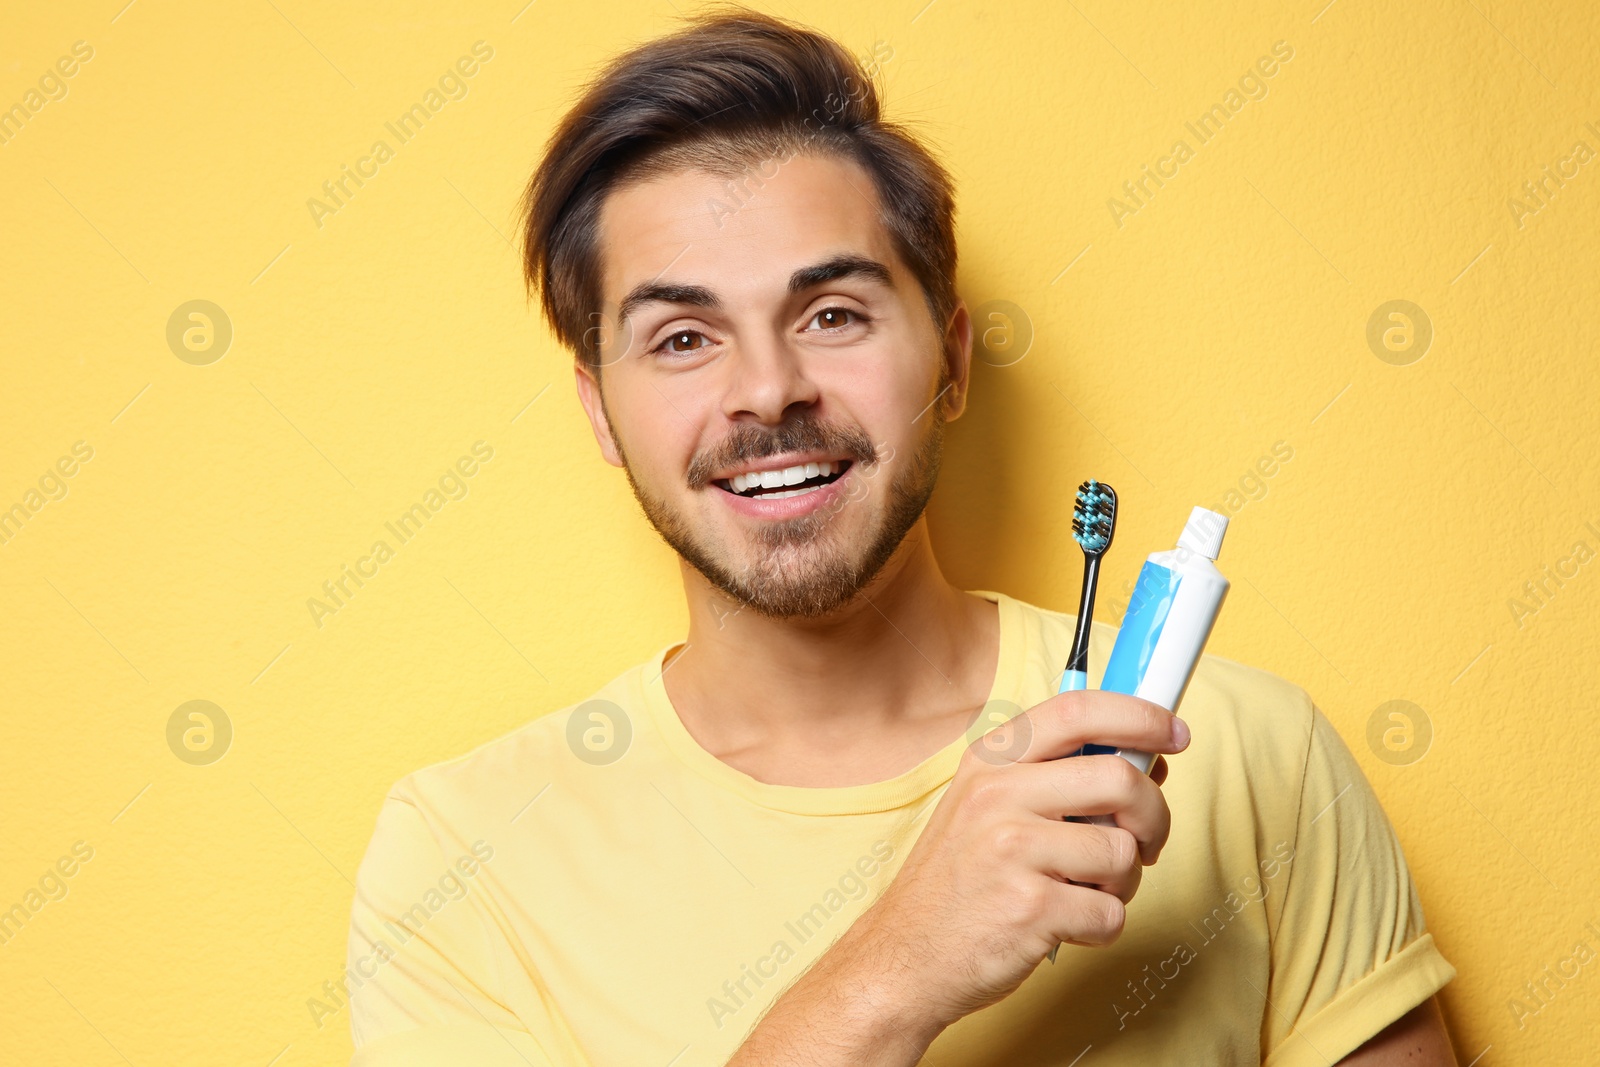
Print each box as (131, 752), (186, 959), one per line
(813, 910), (948, 1051)
(731, 893), (964, 1066)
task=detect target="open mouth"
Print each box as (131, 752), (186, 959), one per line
(714, 460), (852, 501)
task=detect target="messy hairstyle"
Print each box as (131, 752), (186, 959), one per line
(518, 5), (957, 369)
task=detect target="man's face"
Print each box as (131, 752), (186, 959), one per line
(576, 151), (969, 619)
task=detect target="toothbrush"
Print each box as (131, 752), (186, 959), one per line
(1059, 479), (1117, 697)
(1048, 478), (1116, 964)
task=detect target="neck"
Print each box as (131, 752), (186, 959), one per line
(660, 517), (1000, 785)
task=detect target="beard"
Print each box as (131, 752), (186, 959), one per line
(611, 399), (948, 620)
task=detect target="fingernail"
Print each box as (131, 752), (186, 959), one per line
(1171, 716), (1191, 749)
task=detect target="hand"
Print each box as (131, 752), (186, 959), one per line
(839, 689), (1187, 1033)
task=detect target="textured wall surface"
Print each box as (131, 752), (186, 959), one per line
(3, 1), (1596, 1063)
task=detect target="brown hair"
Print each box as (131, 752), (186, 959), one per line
(518, 5), (958, 369)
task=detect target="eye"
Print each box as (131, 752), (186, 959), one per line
(807, 306), (867, 332)
(651, 329), (712, 357)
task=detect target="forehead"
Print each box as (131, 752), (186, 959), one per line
(595, 152), (904, 307)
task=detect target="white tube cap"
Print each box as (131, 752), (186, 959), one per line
(1176, 506), (1229, 560)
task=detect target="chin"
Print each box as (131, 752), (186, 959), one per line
(719, 555), (871, 619)
(697, 516), (904, 620)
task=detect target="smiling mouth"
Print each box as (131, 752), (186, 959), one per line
(714, 460), (852, 500)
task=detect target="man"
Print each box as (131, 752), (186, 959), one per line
(346, 9), (1457, 1064)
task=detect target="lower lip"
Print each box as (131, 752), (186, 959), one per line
(714, 466), (853, 520)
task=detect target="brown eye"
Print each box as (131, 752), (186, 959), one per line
(810, 307), (863, 331)
(656, 330), (708, 355)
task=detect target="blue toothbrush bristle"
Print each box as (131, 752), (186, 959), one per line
(1071, 479), (1117, 554)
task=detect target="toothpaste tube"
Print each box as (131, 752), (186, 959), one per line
(1088, 506), (1230, 773)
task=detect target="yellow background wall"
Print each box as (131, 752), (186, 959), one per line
(3, 0), (1595, 1062)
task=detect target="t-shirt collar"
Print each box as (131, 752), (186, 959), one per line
(636, 590), (1026, 815)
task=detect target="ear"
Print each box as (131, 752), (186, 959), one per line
(573, 361), (625, 468)
(940, 299), (974, 421)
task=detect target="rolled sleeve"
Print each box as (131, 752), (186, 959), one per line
(1262, 707), (1456, 1067)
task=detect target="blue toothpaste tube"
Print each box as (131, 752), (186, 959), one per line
(1088, 506), (1230, 773)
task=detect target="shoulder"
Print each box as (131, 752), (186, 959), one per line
(375, 658), (651, 830)
(1187, 646), (1317, 741)
(1184, 647), (1319, 792)
(1170, 647), (1335, 856)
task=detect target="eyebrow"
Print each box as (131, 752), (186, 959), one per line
(615, 253), (895, 328)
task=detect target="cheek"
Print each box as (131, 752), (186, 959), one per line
(822, 347), (933, 442)
(609, 376), (708, 474)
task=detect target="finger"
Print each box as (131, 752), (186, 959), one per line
(1065, 865), (1142, 905)
(1009, 755), (1172, 863)
(1072, 863), (1143, 905)
(1149, 755), (1169, 785)
(1006, 689), (1189, 764)
(1047, 881), (1127, 948)
(1028, 821), (1144, 902)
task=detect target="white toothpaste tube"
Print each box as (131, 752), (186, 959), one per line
(1090, 506), (1230, 773)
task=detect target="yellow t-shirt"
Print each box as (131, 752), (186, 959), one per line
(345, 590), (1454, 1066)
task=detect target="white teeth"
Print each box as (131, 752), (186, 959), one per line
(723, 460), (847, 496)
(761, 484), (823, 500)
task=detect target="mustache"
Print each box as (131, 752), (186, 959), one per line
(686, 415), (879, 489)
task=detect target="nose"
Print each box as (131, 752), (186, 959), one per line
(721, 328), (821, 425)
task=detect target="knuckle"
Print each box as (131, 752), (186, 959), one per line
(1145, 820), (1173, 863)
(1008, 879), (1049, 924)
(1052, 689), (1089, 731)
(1068, 890), (1126, 946)
(1151, 788), (1173, 829)
(989, 822), (1029, 860)
(1142, 702), (1172, 736)
(1155, 784), (1173, 817)
(1085, 754), (1137, 796)
(963, 773), (1008, 812)
(1110, 755), (1142, 794)
(1098, 893), (1127, 937)
(1106, 827), (1138, 872)
(1117, 864), (1144, 903)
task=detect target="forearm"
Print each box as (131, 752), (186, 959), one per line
(726, 920), (943, 1066)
